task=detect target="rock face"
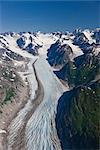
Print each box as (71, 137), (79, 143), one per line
(16, 37), (25, 49)
(47, 40), (73, 67)
(16, 35), (42, 55)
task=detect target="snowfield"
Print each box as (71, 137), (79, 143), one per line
(83, 29), (96, 44)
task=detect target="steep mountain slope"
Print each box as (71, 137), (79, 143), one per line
(56, 80), (100, 150)
(55, 51), (100, 87)
(50, 29), (100, 150)
(47, 35), (83, 67)
(50, 30), (99, 61)
(48, 29), (100, 85)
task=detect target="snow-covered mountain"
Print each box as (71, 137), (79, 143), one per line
(0, 29), (99, 59)
(0, 28), (100, 150)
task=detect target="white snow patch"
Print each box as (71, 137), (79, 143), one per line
(93, 47), (100, 56)
(83, 29), (96, 44)
(0, 129), (6, 134)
